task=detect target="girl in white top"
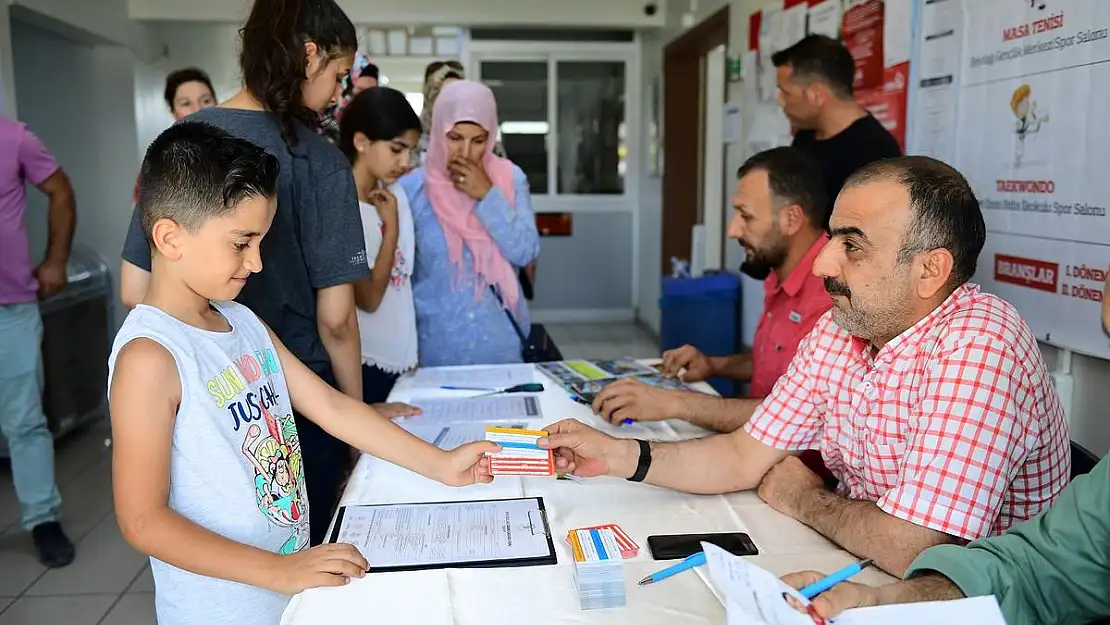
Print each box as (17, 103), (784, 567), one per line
(110, 122), (497, 625)
(338, 87), (422, 403)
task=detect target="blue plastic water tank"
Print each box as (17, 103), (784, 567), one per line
(659, 271), (742, 396)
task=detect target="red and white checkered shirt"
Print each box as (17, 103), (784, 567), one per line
(744, 284), (1070, 540)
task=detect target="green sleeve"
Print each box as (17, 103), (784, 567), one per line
(906, 457), (1110, 625)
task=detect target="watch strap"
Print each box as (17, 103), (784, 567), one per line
(627, 439), (652, 482)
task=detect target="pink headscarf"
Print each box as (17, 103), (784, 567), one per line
(424, 80), (520, 310)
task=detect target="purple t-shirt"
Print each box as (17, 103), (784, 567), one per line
(0, 117), (59, 304)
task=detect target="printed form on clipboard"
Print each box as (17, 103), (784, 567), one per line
(701, 543), (1008, 625)
(328, 498), (557, 572)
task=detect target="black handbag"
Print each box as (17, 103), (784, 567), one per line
(489, 285), (563, 364)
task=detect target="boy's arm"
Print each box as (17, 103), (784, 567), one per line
(266, 325), (496, 486)
(110, 339), (288, 591)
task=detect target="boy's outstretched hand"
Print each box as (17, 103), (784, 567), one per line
(273, 543), (369, 595)
(438, 441), (500, 486)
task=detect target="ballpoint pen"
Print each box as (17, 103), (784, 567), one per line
(797, 559), (873, 599)
(637, 551), (707, 586)
(472, 383), (545, 397)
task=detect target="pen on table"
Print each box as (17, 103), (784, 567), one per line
(440, 386), (495, 392)
(637, 551), (707, 586)
(797, 559), (873, 599)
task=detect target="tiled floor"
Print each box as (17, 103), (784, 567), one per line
(0, 322), (659, 624)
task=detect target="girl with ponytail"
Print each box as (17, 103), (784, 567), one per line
(119, 0), (386, 560)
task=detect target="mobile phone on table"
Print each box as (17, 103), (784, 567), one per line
(647, 532), (759, 560)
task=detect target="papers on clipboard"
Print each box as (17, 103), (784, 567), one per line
(408, 395), (543, 424)
(329, 498), (556, 572)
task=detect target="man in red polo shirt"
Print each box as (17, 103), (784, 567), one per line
(541, 157), (1070, 577)
(593, 147), (831, 433)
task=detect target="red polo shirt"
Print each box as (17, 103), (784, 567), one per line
(749, 234), (832, 397)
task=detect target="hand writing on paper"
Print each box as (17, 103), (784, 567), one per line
(537, 419), (630, 478)
(757, 456), (825, 519)
(593, 379), (676, 424)
(439, 441), (500, 486)
(274, 543), (369, 594)
(781, 571), (879, 619)
(661, 344), (716, 382)
(372, 402), (423, 419)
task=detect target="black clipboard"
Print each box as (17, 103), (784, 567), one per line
(328, 497), (558, 573)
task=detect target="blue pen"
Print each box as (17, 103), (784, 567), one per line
(797, 559), (873, 599)
(637, 551), (707, 586)
(440, 385), (495, 392)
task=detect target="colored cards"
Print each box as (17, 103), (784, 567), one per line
(485, 426), (555, 476)
(568, 527), (627, 610)
(566, 524), (639, 559)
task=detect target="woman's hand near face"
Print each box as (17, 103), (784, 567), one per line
(448, 157), (493, 200)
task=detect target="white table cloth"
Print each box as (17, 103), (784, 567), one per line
(282, 364), (893, 624)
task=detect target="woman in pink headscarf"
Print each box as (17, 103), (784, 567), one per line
(399, 80), (540, 366)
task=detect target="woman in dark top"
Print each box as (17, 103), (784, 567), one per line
(120, 0), (376, 546)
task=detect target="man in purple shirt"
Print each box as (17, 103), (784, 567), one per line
(0, 116), (77, 567)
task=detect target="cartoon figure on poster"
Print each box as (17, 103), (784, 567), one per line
(1011, 84), (1048, 167)
(240, 403), (309, 555)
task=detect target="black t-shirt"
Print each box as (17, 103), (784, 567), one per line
(792, 114), (902, 228)
(122, 108), (370, 379)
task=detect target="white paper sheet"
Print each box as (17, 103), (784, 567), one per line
(408, 365), (535, 389)
(807, 0), (842, 38)
(403, 422), (526, 450)
(333, 499), (553, 568)
(703, 543), (1009, 625)
(408, 395), (543, 424)
(779, 3), (808, 50)
(882, 0), (915, 67)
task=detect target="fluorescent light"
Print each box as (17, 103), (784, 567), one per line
(500, 121), (549, 135)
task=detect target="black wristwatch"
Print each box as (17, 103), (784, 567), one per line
(626, 439), (652, 482)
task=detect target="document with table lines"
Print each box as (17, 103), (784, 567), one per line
(408, 365), (535, 389)
(408, 395), (542, 424)
(330, 498), (555, 570)
(403, 422), (526, 450)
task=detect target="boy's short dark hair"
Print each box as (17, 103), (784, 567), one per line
(138, 121), (279, 245)
(770, 34), (857, 98)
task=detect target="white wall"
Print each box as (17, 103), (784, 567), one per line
(11, 18), (144, 325)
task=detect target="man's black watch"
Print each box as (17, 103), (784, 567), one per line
(626, 439), (652, 482)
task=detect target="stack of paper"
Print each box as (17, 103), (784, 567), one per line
(485, 427), (555, 476)
(568, 528), (626, 610)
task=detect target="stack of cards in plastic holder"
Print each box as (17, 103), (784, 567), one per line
(567, 527), (626, 610)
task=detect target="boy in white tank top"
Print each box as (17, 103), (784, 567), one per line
(107, 122), (499, 625)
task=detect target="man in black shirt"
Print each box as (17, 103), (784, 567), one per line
(772, 35), (902, 230)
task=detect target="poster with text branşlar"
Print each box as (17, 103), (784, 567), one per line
(956, 0), (1110, 357)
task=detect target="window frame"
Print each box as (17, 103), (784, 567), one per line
(466, 40), (641, 207)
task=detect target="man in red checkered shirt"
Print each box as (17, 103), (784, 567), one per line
(540, 156), (1071, 576)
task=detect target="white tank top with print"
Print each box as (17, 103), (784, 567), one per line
(108, 300), (309, 625)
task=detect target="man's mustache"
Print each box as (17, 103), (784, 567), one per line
(824, 277), (851, 298)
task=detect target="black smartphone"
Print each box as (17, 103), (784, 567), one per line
(647, 532), (759, 560)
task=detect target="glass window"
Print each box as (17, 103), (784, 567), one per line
(556, 61), (626, 195)
(480, 61), (549, 194)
